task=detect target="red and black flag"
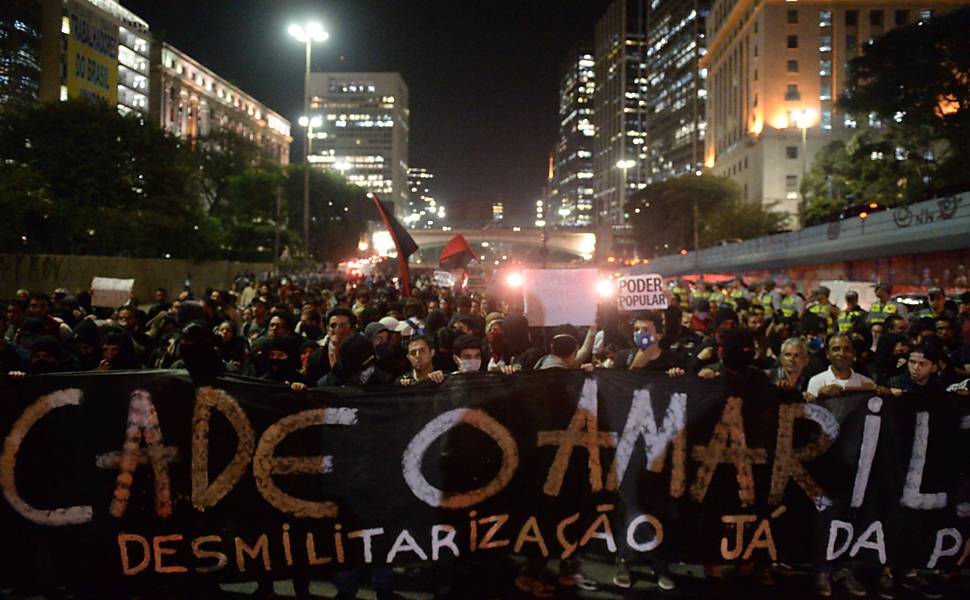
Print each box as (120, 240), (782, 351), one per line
(439, 234), (477, 271)
(371, 194), (418, 295)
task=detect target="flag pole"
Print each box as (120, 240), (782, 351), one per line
(370, 192), (412, 297)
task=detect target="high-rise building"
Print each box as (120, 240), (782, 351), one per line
(406, 167), (444, 229)
(38, 0), (151, 117)
(703, 0), (957, 218)
(305, 72), (409, 216)
(0, 0), (42, 107)
(645, 1), (710, 183)
(552, 43), (596, 228)
(593, 0), (649, 230)
(151, 43), (292, 165)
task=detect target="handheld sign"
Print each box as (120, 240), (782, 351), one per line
(90, 277), (134, 308)
(522, 269), (598, 326)
(433, 270), (455, 288)
(617, 274), (668, 311)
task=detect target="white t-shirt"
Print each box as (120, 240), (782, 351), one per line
(807, 367), (874, 398)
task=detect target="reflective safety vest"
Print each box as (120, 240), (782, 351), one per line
(693, 290), (711, 307)
(672, 286), (690, 306)
(868, 300), (900, 324)
(780, 295), (802, 318)
(725, 288), (746, 309)
(838, 308), (866, 333)
(807, 302), (837, 334)
(759, 292), (775, 319)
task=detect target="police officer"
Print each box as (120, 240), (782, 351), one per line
(779, 281), (804, 319)
(914, 287), (947, 321)
(724, 276), (750, 310)
(837, 290), (867, 334)
(868, 282), (908, 325)
(806, 286), (840, 335)
(671, 279), (691, 309)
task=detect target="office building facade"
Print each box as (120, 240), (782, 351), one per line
(0, 0), (42, 107)
(39, 0), (150, 117)
(593, 0), (649, 230)
(406, 167), (444, 229)
(552, 43), (596, 227)
(645, 1), (710, 183)
(703, 0), (960, 218)
(151, 43), (291, 165)
(305, 72), (409, 216)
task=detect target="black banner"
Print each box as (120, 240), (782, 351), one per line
(1, 370), (969, 588)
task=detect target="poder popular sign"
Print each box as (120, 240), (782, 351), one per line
(1, 371), (968, 588)
(616, 274), (668, 311)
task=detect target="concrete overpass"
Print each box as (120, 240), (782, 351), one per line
(405, 228), (597, 260)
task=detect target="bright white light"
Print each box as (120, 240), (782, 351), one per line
(535, 219), (546, 227)
(357, 240), (369, 252)
(305, 22), (329, 42)
(596, 279), (615, 299)
(616, 159), (636, 169)
(512, 226), (521, 232)
(298, 116), (309, 127)
(288, 24), (308, 43)
(334, 161), (351, 171)
(289, 22), (329, 43)
(372, 231), (395, 256)
(507, 272), (523, 288)
(481, 241), (490, 247)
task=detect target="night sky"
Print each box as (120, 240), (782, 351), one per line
(122, 0), (611, 221)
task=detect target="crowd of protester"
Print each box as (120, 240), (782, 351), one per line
(2, 270), (969, 600)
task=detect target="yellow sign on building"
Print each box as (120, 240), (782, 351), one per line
(65, 4), (118, 105)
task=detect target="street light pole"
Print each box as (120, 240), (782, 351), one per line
(288, 21), (329, 258)
(302, 39), (311, 256)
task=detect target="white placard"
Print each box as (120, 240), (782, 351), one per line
(616, 274), (668, 311)
(90, 277), (134, 308)
(433, 270), (455, 288)
(522, 269), (598, 326)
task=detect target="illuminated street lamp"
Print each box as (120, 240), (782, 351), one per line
(615, 159), (636, 170)
(289, 21), (330, 255)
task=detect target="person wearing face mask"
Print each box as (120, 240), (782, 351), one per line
(867, 332), (912, 385)
(697, 328), (770, 385)
(172, 321), (227, 378)
(452, 334), (484, 373)
(485, 314), (508, 371)
(614, 311), (682, 372)
(318, 333), (393, 387)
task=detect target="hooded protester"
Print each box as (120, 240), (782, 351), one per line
(867, 332), (912, 385)
(26, 335), (78, 374)
(318, 333), (393, 387)
(98, 326), (141, 371)
(68, 319), (101, 371)
(172, 321), (227, 377)
(262, 334), (305, 385)
(500, 314), (542, 371)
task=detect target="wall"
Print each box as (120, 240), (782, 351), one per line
(0, 254), (273, 301)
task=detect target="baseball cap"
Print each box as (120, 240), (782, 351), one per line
(379, 316), (412, 334)
(363, 321), (389, 341)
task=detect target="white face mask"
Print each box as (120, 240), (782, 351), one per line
(459, 358), (482, 373)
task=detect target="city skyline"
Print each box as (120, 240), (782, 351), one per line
(121, 0), (614, 222)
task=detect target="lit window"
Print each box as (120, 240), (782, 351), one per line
(61, 16), (70, 35)
(819, 35), (832, 52)
(821, 111), (832, 130)
(819, 11), (832, 27)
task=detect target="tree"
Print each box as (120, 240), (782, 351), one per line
(0, 99), (218, 258)
(811, 6), (970, 217)
(627, 175), (785, 256)
(284, 166), (369, 261)
(190, 129), (271, 213)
